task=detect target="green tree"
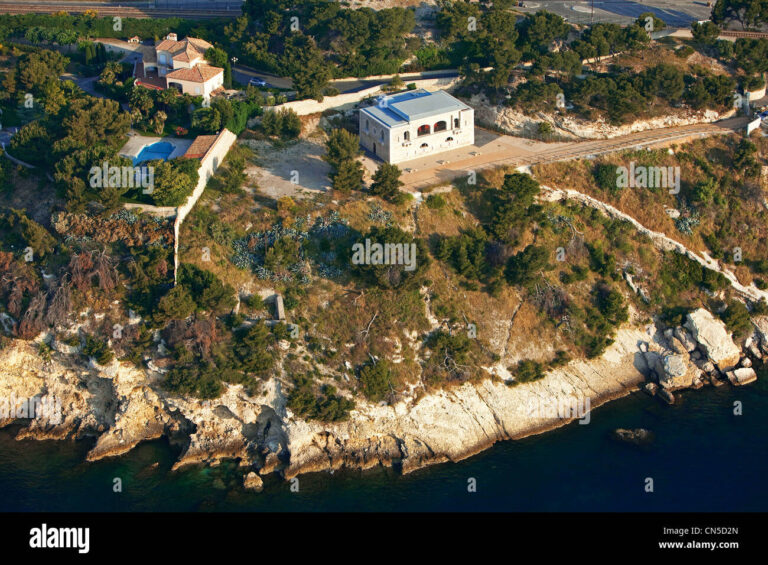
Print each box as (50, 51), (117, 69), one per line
(489, 172), (542, 244)
(324, 129), (363, 191)
(353, 225), (429, 289)
(192, 106), (222, 134)
(330, 159), (364, 193)
(281, 34), (331, 100)
(692, 176), (718, 203)
(260, 109), (281, 136)
(505, 245), (551, 287)
(155, 286), (196, 322)
(178, 263), (237, 314)
(635, 12), (667, 33)
(279, 108), (301, 138)
(151, 160), (196, 206)
(358, 360), (393, 402)
(40, 79), (66, 115)
(370, 162), (405, 203)
(233, 323), (275, 374)
(692, 21), (720, 44)
(324, 129), (361, 169)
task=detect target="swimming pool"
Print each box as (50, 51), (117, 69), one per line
(133, 141), (175, 165)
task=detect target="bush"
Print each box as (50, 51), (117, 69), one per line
(719, 299), (751, 338)
(177, 263), (236, 314)
(425, 193), (447, 209)
(675, 45), (695, 59)
(288, 374), (355, 422)
(358, 360), (392, 402)
(82, 334), (113, 365)
(513, 359), (545, 383)
(232, 322), (275, 374)
(244, 294), (264, 311)
(155, 286), (196, 322)
(505, 245), (551, 287)
(593, 164), (619, 194)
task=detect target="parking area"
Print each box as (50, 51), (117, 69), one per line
(361, 127), (567, 191)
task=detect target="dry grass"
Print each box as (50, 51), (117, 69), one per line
(533, 134), (768, 289)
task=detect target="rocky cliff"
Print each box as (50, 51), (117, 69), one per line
(0, 306), (761, 485)
(469, 94), (735, 140)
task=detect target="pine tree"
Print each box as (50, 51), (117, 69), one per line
(330, 159), (364, 193)
(370, 163), (405, 203)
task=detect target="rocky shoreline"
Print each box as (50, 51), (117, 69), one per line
(0, 308), (762, 488)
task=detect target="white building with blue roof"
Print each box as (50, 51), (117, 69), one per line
(359, 89), (474, 164)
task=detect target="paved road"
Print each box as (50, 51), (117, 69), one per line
(232, 66), (459, 94)
(232, 65), (293, 91)
(0, 1), (239, 18)
(331, 71), (460, 94)
(518, 0), (712, 26)
(398, 116), (749, 191)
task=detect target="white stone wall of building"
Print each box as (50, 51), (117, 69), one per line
(360, 106), (474, 164)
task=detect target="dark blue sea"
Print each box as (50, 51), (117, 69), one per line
(1, 379), (766, 512)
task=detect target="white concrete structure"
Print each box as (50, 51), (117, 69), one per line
(359, 89), (474, 164)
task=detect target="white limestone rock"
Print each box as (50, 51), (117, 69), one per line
(659, 354), (695, 390)
(684, 309), (741, 371)
(243, 471), (264, 491)
(673, 326), (697, 352)
(726, 367), (757, 386)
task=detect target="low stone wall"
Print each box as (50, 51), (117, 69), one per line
(119, 129), (238, 281)
(173, 128), (238, 280)
(123, 203), (177, 217)
(264, 76), (461, 117)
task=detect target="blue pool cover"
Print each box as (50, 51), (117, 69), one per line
(133, 141), (175, 165)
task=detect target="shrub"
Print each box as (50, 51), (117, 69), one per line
(425, 193), (447, 209)
(244, 294), (264, 311)
(177, 263), (237, 314)
(82, 334), (113, 365)
(514, 359), (545, 383)
(288, 374), (355, 421)
(155, 286), (196, 322)
(719, 299), (751, 338)
(358, 360), (392, 402)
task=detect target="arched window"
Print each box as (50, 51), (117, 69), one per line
(453, 118), (460, 129)
(379, 130), (384, 142)
(434, 120), (447, 132)
(365, 119), (369, 133)
(417, 124), (430, 137)
(420, 143), (428, 148)
(403, 131), (409, 141)
(446, 137), (454, 142)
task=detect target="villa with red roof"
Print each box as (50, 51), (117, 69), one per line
(135, 33), (224, 99)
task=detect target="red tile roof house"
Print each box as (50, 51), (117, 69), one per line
(135, 33), (224, 99)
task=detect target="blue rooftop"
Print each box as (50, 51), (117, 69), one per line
(362, 89), (469, 128)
